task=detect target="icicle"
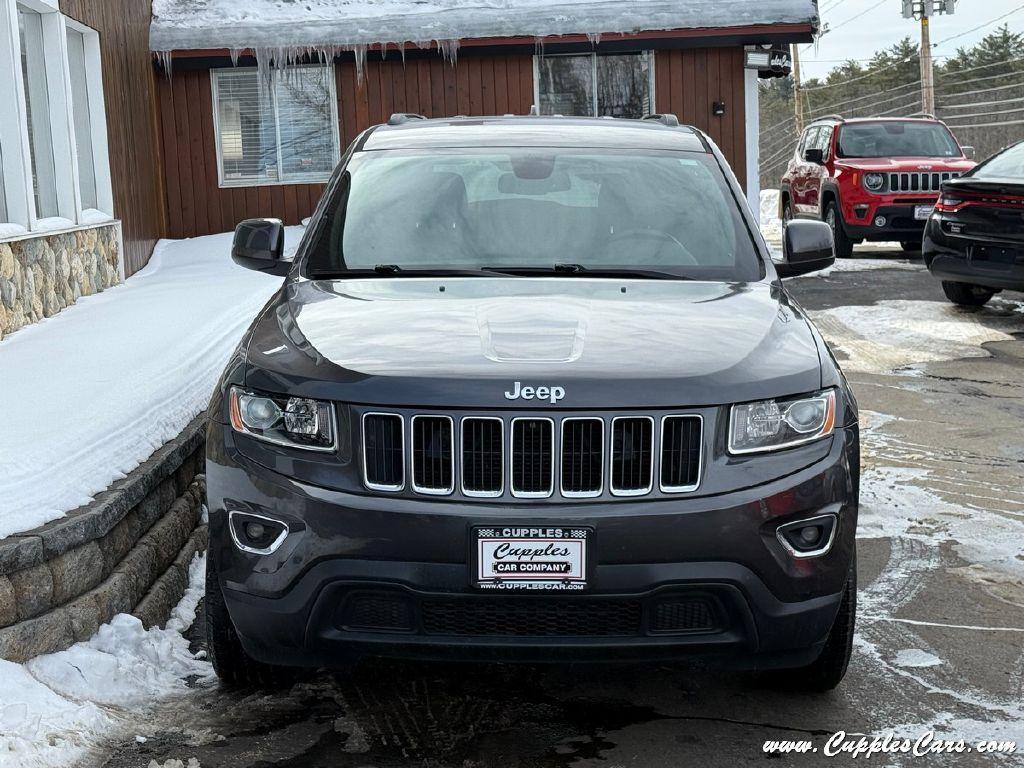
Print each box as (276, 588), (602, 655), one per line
(435, 39), (460, 66)
(534, 37), (545, 58)
(586, 32), (602, 48)
(155, 49), (173, 79)
(398, 41), (406, 65)
(228, 47), (244, 67)
(381, 41), (388, 61)
(352, 44), (368, 84)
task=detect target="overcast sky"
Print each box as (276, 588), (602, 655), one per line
(799, 0), (1024, 79)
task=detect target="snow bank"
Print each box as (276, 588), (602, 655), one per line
(0, 229), (290, 538)
(759, 188), (783, 244)
(151, 0), (817, 56)
(0, 554), (210, 768)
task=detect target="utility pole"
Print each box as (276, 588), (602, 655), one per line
(792, 43), (805, 136)
(903, 1), (956, 115)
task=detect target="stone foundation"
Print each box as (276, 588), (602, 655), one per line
(0, 222), (121, 341)
(0, 417), (207, 662)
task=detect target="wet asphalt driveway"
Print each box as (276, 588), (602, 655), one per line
(98, 249), (1024, 768)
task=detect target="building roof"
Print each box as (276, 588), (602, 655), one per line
(150, 0), (818, 54)
(361, 116), (709, 152)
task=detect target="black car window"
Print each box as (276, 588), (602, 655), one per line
(800, 127), (820, 158)
(836, 122), (961, 158)
(304, 148), (763, 282)
(972, 142), (1024, 179)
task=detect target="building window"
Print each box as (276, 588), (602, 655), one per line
(212, 66), (340, 187)
(0, 1), (112, 235)
(17, 5), (58, 220)
(535, 52), (653, 119)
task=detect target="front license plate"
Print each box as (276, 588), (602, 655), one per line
(473, 526), (590, 591)
(914, 205), (935, 221)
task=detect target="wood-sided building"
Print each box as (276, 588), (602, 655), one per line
(150, 0), (817, 240)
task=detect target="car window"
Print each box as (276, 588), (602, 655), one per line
(800, 127), (820, 157)
(814, 126), (833, 158)
(836, 122), (961, 158)
(972, 142), (1024, 179)
(304, 148), (763, 282)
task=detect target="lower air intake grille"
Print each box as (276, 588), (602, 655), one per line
(422, 598), (643, 637)
(511, 418), (553, 497)
(461, 418), (503, 496)
(660, 416), (702, 491)
(411, 416), (453, 494)
(650, 598), (716, 634)
(363, 414), (404, 490)
(611, 417), (654, 495)
(561, 418), (604, 496)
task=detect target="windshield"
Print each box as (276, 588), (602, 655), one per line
(836, 122), (962, 159)
(303, 148), (763, 282)
(973, 142), (1024, 179)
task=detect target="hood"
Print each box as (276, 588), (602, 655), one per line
(244, 278), (824, 409)
(837, 157), (976, 173)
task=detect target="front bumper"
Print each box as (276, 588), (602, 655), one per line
(924, 220), (1024, 292)
(207, 424), (859, 668)
(841, 201), (935, 241)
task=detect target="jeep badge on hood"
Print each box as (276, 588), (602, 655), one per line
(504, 381), (566, 404)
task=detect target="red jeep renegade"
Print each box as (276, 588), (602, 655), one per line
(780, 116), (975, 258)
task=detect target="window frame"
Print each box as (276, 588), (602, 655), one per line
(210, 65), (342, 189)
(532, 51), (656, 119)
(0, 0), (113, 234)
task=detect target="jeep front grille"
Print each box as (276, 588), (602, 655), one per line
(360, 412), (703, 499)
(362, 413), (404, 491)
(461, 417), (503, 497)
(887, 171), (960, 194)
(511, 418), (554, 497)
(411, 416), (454, 494)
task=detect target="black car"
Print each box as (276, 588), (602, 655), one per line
(205, 115), (859, 692)
(925, 140), (1024, 306)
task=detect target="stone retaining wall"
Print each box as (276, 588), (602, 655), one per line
(0, 416), (207, 662)
(0, 222), (121, 341)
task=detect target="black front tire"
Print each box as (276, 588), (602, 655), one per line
(205, 555), (295, 689)
(825, 202), (855, 259)
(781, 197), (793, 223)
(941, 281), (996, 307)
(761, 566), (856, 693)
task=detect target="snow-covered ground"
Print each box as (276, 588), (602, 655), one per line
(0, 230), (291, 538)
(0, 554), (211, 768)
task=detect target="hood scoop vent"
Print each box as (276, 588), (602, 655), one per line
(478, 301), (588, 363)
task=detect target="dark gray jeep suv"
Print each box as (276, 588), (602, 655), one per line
(206, 115), (859, 692)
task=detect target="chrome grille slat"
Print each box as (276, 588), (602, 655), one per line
(610, 417), (654, 496)
(561, 418), (604, 497)
(411, 415), (454, 495)
(461, 417), (503, 497)
(362, 412), (702, 498)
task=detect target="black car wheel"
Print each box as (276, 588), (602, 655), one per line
(205, 554), (296, 689)
(760, 561), (856, 693)
(825, 202), (855, 259)
(941, 281), (996, 307)
(900, 241), (921, 253)
(782, 197), (793, 223)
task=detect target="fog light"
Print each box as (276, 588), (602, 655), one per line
(228, 511), (289, 555)
(777, 514), (838, 558)
(874, 216), (887, 227)
(854, 205), (869, 219)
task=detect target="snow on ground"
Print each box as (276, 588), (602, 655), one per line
(759, 189), (784, 244)
(809, 299), (1017, 374)
(0, 554), (211, 768)
(0, 229), (291, 538)
(151, 0), (816, 53)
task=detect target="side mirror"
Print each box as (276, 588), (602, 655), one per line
(776, 220), (835, 279)
(231, 218), (289, 276)
(962, 145), (976, 160)
(804, 148), (825, 165)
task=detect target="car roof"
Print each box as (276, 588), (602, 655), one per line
(360, 115), (709, 152)
(811, 116), (946, 127)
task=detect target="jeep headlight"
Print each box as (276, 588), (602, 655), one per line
(229, 386), (336, 451)
(728, 389), (836, 455)
(864, 173), (885, 192)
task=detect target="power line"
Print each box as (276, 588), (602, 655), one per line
(939, 104), (1024, 121)
(941, 93), (1024, 110)
(931, 3), (1024, 49)
(946, 118), (1024, 129)
(936, 77), (1024, 101)
(935, 55), (1024, 79)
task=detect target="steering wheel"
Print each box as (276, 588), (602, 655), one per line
(603, 228), (698, 266)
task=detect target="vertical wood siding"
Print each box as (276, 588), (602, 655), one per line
(60, 0), (167, 277)
(158, 48), (748, 239)
(654, 47), (748, 190)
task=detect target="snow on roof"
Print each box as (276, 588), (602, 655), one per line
(151, 0), (818, 54)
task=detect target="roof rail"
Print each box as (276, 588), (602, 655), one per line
(811, 114), (845, 124)
(908, 112), (936, 120)
(387, 113), (427, 126)
(642, 113), (680, 127)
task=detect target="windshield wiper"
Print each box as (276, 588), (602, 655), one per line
(481, 265), (692, 280)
